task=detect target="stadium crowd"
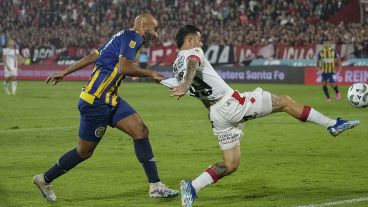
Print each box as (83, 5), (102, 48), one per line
(0, 0), (367, 49)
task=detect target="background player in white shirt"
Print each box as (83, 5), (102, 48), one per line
(169, 25), (360, 207)
(2, 38), (21, 95)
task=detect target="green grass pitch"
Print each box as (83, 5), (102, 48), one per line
(0, 81), (367, 207)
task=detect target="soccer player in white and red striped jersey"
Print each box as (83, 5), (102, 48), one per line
(169, 25), (360, 207)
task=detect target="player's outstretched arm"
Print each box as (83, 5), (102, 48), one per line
(170, 59), (199, 99)
(46, 51), (99, 85)
(119, 56), (165, 82)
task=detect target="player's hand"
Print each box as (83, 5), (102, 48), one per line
(151, 71), (165, 83)
(46, 72), (65, 85)
(170, 83), (190, 100)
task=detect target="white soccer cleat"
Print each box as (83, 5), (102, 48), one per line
(149, 182), (179, 198)
(33, 174), (57, 202)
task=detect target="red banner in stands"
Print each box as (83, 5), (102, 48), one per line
(304, 66), (368, 85)
(276, 44), (316, 59)
(0, 65), (92, 80)
(149, 45), (177, 65)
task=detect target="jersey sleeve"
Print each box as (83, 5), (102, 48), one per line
(119, 32), (141, 61)
(95, 42), (108, 55)
(186, 48), (205, 66)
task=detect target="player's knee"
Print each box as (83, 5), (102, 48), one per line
(280, 95), (295, 107)
(76, 146), (94, 159)
(131, 124), (149, 139)
(224, 158), (240, 174)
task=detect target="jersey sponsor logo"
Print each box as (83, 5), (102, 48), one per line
(129, 40), (137, 48)
(95, 126), (106, 138)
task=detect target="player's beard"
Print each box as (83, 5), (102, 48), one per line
(142, 31), (154, 47)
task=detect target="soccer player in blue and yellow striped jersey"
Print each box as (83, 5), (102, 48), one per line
(33, 14), (179, 202)
(317, 39), (341, 102)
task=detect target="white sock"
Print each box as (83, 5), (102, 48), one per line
(191, 171), (214, 193)
(307, 108), (336, 128)
(3, 81), (10, 94)
(12, 81), (17, 95)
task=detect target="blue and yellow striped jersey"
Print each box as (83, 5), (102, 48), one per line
(318, 47), (339, 73)
(80, 30), (142, 106)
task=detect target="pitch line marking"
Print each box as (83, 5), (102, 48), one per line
(0, 126), (76, 133)
(294, 197), (368, 207)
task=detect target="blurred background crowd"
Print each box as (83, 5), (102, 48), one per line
(0, 0), (366, 50)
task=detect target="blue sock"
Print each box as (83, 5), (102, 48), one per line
(134, 138), (160, 183)
(333, 85), (339, 93)
(323, 85), (330, 98)
(44, 148), (84, 183)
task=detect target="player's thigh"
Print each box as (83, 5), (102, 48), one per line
(210, 109), (244, 151)
(78, 99), (110, 142)
(4, 70), (13, 80)
(241, 87), (272, 120)
(112, 98), (147, 139)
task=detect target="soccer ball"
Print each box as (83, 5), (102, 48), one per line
(347, 82), (368, 108)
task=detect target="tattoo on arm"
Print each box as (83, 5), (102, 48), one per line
(211, 162), (229, 179)
(183, 59), (199, 88)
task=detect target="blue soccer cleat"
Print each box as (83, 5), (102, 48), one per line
(180, 180), (197, 207)
(327, 118), (360, 137)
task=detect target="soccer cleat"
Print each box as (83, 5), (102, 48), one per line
(180, 180), (197, 207)
(336, 92), (341, 100)
(33, 174), (56, 202)
(325, 98), (332, 103)
(149, 182), (179, 198)
(327, 118), (360, 137)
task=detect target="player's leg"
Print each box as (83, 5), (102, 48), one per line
(33, 139), (99, 202)
(3, 76), (10, 95)
(10, 76), (17, 95)
(322, 81), (331, 102)
(271, 94), (359, 136)
(329, 74), (340, 100)
(33, 99), (109, 202)
(11, 76), (17, 95)
(181, 146), (241, 207)
(112, 99), (178, 198)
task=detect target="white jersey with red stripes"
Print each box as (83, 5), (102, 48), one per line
(172, 47), (233, 101)
(172, 47), (273, 151)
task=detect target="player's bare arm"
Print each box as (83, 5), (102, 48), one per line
(46, 51), (99, 85)
(170, 59), (199, 98)
(119, 56), (165, 82)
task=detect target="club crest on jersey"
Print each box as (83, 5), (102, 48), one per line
(129, 40), (136, 48)
(95, 126), (106, 138)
